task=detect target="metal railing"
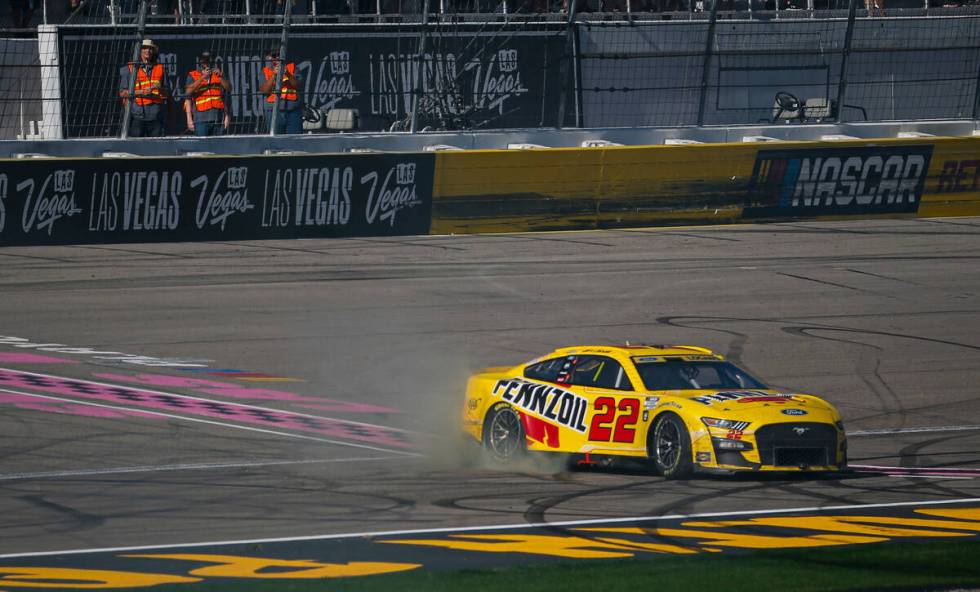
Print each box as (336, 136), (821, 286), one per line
(45, 0), (980, 25)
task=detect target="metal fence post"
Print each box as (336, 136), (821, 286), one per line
(696, 0), (719, 126)
(269, 0), (292, 136)
(972, 55), (980, 120)
(556, 0), (578, 130)
(835, 0), (857, 123)
(410, 0), (431, 133)
(37, 24), (63, 139)
(120, 0), (148, 139)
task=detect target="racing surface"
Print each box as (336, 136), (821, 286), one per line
(1, 217), (979, 579)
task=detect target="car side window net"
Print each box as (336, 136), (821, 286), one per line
(523, 357), (565, 382)
(569, 356), (634, 391)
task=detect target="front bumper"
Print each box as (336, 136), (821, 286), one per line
(695, 422), (847, 472)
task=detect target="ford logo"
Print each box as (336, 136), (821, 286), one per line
(782, 408), (808, 416)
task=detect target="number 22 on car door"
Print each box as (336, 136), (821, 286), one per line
(567, 355), (643, 449)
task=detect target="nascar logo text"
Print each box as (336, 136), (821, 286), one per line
(492, 379), (588, 432)
(787, 154), (927, 206)
(748, 146), (933, 216)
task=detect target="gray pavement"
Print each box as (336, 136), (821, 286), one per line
(0, 217), (978, 557)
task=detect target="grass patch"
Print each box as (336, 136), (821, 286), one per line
(136, 540), (980, 592)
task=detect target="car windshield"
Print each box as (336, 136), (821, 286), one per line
(633, 359), (768, 391)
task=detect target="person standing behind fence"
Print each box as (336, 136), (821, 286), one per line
(184, 52), (232, 136)
(118, 39), (169, 137)
(259, 49), (303, 135)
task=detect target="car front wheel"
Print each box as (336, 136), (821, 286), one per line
(650, 413), (693, 479)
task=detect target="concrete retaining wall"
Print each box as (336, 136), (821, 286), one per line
(430, 136), (980, 234)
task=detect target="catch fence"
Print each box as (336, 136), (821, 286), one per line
(2, 3), (979, 140)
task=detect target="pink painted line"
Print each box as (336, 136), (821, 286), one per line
(93, 373), (402, 414)
(0, 392), (160, 420)
(0, 368), (413, 450)
(0, 353), (78, 364)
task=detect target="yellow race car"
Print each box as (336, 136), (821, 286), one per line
(462, 345), (847, 478)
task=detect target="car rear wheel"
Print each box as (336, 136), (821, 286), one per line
(651, 413), (693, 479)
(483, 404), (526, 463)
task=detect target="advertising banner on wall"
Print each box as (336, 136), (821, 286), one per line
(0, 152), (433, 246)
(57, 24), (568, 139)
(743, 144), (934, 218)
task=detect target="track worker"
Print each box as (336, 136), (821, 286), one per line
(184, 51), (232, 136)
(259, 49), (303, 135)
(118, 38), (169, 138)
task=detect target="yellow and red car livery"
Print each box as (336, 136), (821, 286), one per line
(462, 345), (847, 478)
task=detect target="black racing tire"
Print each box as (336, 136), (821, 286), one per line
(482, 404), (526, 463)
(650, 413), (694, 479)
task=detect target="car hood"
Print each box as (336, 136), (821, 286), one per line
(653, 388), (839, 422)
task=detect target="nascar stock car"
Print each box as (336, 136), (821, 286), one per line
(461, 345), (847, 478)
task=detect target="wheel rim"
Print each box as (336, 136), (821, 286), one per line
(656, 419), (680, 469)
(488, 409), (522, 459)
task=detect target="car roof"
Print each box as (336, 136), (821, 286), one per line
(548, 344), (722, 359)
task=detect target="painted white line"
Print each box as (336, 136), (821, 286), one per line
(1, 497), (978, 559)
(0, 456), (400, 482)
(0, 388), (421, 458)
(0, 367), (416, 434)
(887, 475), (975, 480)
(850, 425), (980, 436)
(851, 464), (980, 474)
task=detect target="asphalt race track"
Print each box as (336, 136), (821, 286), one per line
(1, 217), (979, 585)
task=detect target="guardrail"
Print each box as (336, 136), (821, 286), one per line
(1, 134), (978, 246)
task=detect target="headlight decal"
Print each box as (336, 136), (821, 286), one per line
(701, 417), (750, 430)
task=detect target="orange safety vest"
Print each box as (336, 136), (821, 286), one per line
(263, 63), (298, 103)
(129, 63), (165, 106)
(188, 69), (225, 112)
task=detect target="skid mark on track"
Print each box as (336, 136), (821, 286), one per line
(851, 425), (980, 436)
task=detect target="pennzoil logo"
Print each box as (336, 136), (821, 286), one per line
(492, 378), (588, 433)
(745, 146), (932, 217)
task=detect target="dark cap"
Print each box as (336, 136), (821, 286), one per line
(266, 48), (279, 59)
(198, 51), (211, 61)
